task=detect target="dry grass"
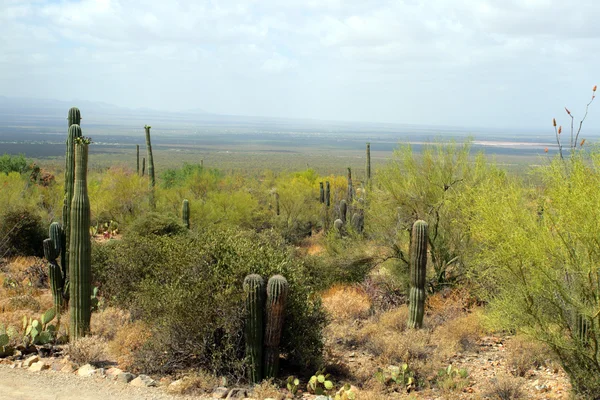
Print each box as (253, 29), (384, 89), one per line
(432, 310), (485, 357)
(166, 370), (220, 395)
(67, 335), (108, 366)
(90, 307), (131, 341)
(108, 320), (151, 371)
(505, 335), (552, 377)
(483, 374), (525, 400)
(322, 284), (371, 321)
(253, 379), (284, 400)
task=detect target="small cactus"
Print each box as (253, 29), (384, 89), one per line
(136, 144), (140, 175)
(334, 218), (343, 237)
(408, 220), (428, 329)
(351, 212), (364, 234)
(319, 182), (324, 204)
(264, 275), (289, 379)
(340, 200), (347, 223)
(243, 274), (265, 383)
(182, 199), (190, 229)
(325, 182), (331, 207)
(43, 238), (63, 314)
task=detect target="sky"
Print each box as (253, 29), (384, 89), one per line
(1, 0), (600, 131)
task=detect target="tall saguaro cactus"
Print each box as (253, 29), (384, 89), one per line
(366, 142), (371, 185)
(63, 123), (82, 283)
(144, 125), (155, 209)
(347, 167), (353, 203)
(264, 275), (289, 379)
(182, 199), (190, 229)
(319, 182), (324, 204)
(136, 144), (140, 175)
(325, 181), (331, 207)
(142, 157), (146, 177)
(243, 274), (265, 383)
(69, 138), (92, 340)
(408, 220), (428, 329)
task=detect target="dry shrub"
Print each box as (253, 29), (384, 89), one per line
(322, 284), (371, 321)
(166, 370), (220, 395)
(483, 375), (525, 400)
(505, 335), (552, 377)
(1, 295), (41, 312)
(432, 310), (485, 357)
(426, 287), (475, 329)
(67, 335), (108, 366)
(377, 306), (409, 331)
(90, 307), (131, 341)
(253, 379), (284, 400)
(108, 320), (151, 371)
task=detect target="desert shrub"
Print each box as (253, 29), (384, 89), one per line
(0, 208), (45, 258)
(126, 211), (187, 237)
(505, 335), (551, 377)
(321, 284), (371, 321)
(0, 154), (29, 174)
(93, 227), (326, 378)
(67, 335), (108, 366)
(107, 320), (151, 371)
(90, 307), (131, 341)
(484, 375), (525, 400)
(166, 370), (220, 395)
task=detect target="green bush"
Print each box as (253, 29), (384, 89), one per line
(92, 228), (326, 378)
(0, 154), (29, 175)
(0, 208), (45, 257)
(126, 211), (187, 237)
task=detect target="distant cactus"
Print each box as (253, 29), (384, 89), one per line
(340, 200), (347, 223)
(62, 123), (82, 283)
(136, 144), (140, 175)
(182, 199), (190, 229)
(366, 142), (371, 184)
(264, 275), (288, 379)
(243, 274), (265, 383)
(325, 181), (331, 207)
(69, 139), (92, 340)
(142, 157), (146, 177)
(144, 125), (155, 209)
(319, 182), (324, 204)
(347, 167), (353, 203)
(351, 212), (364, 234)
(67, 107), (81, 127)
(408, 220), (428, 329)
(334, 218), (343, 237)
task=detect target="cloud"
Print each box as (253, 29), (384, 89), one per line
(0, 0), (599, 129)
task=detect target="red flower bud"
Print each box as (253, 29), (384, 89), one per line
(553, 118), (557, 127)
(565, 107), (571, 115)
(594, 85), (597, 92)
(558, 126), (562, 134)
(581, 139), (586, 146)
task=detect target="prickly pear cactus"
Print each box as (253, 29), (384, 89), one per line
(243, 274), (265, 383)
(264, 275), (289, 379)
(69, 139), (92, 340)
(408, 220), (428, 329)
(182, 199), (190, 229)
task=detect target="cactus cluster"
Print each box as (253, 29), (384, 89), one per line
(243, 274), (289, 383)
(408, 220), (428, 329)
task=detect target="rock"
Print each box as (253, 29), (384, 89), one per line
(226, 388), (247, 399)
(24, 355), (39, 367)
(77, 364), (97, 377)
(61, 362), (76, 373)
(212, 387), (229, 399)
(51, 363), (63, 372)
(106, 367), (123, 380)
(130, 374), (157, 387)
(117, 372), (136, 384)
(168, 379), (185, 393)
(315, 396), (329, 400)
(29, 361), (49, 372)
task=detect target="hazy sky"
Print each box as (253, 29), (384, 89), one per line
(2, 0), (600, 130)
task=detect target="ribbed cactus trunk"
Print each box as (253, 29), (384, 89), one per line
(319, 182), (324, 204)
(62, 123), (82, 290)
(43, 238), (63, 315)
(264, 275), (288, 379)
(136, 144), (140, 175)
(144, 125), (155, 209)
(325, 181), (330, 207)
(182, 199), (190, 229)
(243, 274), (265, 383)
(340, 200), (347, 223)
(408, 220), (428, 329)
(347, 167), (353, 204)
(366, 142), (371, 187)
(69, 141), (92, 340)
(142, 157), (146, 177)
(67, 107), (81, 127)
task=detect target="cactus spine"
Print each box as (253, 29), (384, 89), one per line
(136, 144), (140, 175)
(144, 125), (155, 209)
(63, 123), (82, 285)
(408, 220), (428, 329)
(243, 274), (265, 383)
(340, 200), (347, 223)
(69, 139), (92, 340)
(325, 181), (330, 207)
(182, 199), (190, 229)
(347, 167), (353, 203)
(264, 275), (288, 379)
(319, 182), (324, 204)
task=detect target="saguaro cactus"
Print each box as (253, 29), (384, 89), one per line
(347, 167), (353, 203)
(243, 274), (265, 383)
(142, 157), (146, 176)
(408, 220), (428, 329)
(69, 138), (92, 340)
(136, 144), (140, 175)
(144, 125), (155, 209)
(63, 123), (82, 282)
(340, 200), (347, 223)
(67, 107), (81, 127)
(182, 199), (190, 229)
(325, 181), (331, 207)
(43, 238), (63, 314)
(264, 275), (288, 379)
(366, 142), (371, 184)
(319, 182), (324, 204)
